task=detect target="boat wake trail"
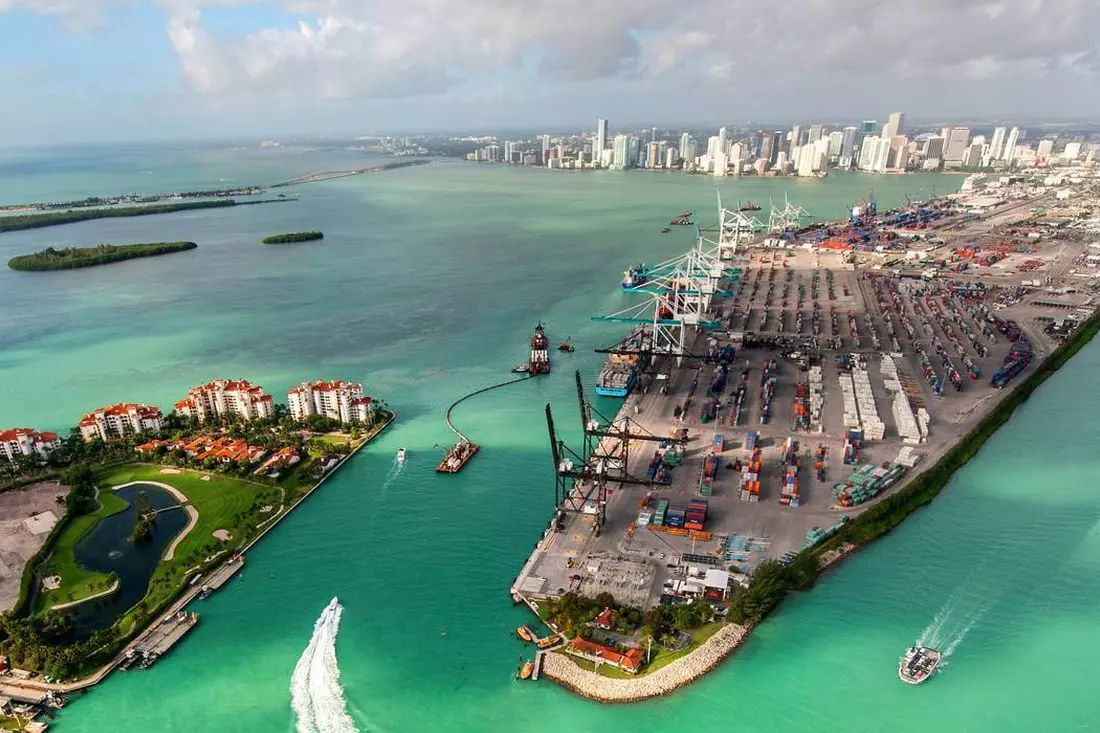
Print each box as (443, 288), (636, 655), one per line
(918, 589), (987, 662)
(291, 598), (358, 733)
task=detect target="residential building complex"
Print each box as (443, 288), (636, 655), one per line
(287, 379), (375, 424)
(78, 403), (163, 442)
(0, 428), (60, 464)
(174, 378), (275, 424)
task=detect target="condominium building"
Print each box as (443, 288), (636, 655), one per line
(79, 403), (163, 442)
(0, 428), (61, 464)
(287, 380), (375, 424)
(175, 378), (275, 424)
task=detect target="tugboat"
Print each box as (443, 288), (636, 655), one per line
(558, 339), (574, 353)
(529, 323), (550, 375)
(511, 362), (530, 374)
(899, 645), (942, 684)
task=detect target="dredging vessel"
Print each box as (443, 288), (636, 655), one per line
(436, 441), (480, 473)
(529, 323), (550, 376)
(898, 645), (941, 684)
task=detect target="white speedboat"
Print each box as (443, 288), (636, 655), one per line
(396, 447), (407, 463)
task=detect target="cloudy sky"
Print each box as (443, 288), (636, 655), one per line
(1, 0), (1098, 144)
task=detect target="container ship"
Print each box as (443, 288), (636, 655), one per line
(621, 264), (648, 290)
(595, 327), (651, 398)
(529, 323), (550, 376)
(898, 645), (941, 684)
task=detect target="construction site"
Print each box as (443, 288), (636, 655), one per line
(512, 174), (1100, 613)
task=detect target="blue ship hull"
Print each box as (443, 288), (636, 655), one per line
(595, 385), (631, 397)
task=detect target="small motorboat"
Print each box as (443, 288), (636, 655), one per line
(512, 362), (530, 374)
(396, 447), (407, 463)
(518, 660), (534, 680)
(558, 340), (574, 353)
(660, 227), (671, 233)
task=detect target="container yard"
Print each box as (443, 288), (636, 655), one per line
(513, 179), (1098, 614)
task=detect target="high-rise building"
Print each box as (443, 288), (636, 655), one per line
(871, 138), (891, 173)
(827, 131), (844, 158)
(840, 126), (858, 164)
(923, 136), (945, 161)
(712, 152), (728, 177)
(888, 135), (908, 170)
(627, 136), (641, 168)
(287, 380), (374, 425)
(540, 135), (550, 165)
(988, 126), (1007, 161)
(717, 127), (728, 157)
(859, 120), (877, 136)
(1036, 139), (1054, 158)
(944, 128), (970, 162)
(963, 143), (985, 167)
(681, 138), (697, 166)
(808, 124), (823, 144)
(611, 134), (629, 170)
(665, 147), (678, 170)
(175, 378), (274, 424)
(883, 112), (905, 140)
(1063, 142), (1083, 161)
(769, 131), (783, 165)
(759, 134), (774, 163)
(680, 132), (692, 158)
(596, 118), (608, 166)
(752, 131), (765, 159)
(789, 125), (802, 151)
(646, 141), (660, 169)
(1002, 127), (1021, 163)
(651, 127), (658, 143)
(857, 136), (879, 171)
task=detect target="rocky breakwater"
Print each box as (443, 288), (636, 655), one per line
(542, 623), (750, 702)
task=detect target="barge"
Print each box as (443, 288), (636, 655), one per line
(436, 441), (480, 473)
(529, 323), (550, 375)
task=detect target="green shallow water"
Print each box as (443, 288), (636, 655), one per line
(3, 148), (1099, 731)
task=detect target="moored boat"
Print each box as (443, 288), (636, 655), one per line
(621, 264), (648, 290)
(899, 645), (941, 684)
(516, 624), (535, 642)
(518, 660), (534, 680)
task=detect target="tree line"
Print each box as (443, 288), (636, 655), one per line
(0, 199), (236, 232)
(261, 231), (323, 244)
(8, 242), (197, 271)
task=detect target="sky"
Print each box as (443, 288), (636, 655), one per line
(1, 0), (1098, 145)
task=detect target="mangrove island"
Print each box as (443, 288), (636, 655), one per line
(262, 231), (324, 244)
(8, 242), (198, 271)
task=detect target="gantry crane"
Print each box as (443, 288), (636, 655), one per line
(545, 371), (685, 533)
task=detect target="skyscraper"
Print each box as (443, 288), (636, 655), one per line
(988, 126), (1007, 161)
(827, 131), (844, 158)
(789, 125), (802, 151)
(769, 131), (783, 165)
(595, 118), (608, 165)
(717, 127), (728, 157)
(1036, 139), (1054, 158)
(627, 136), (641, 168)
(859, 120), (877, 136)
(540, 135), (550, 165)
(611, 134), (629, 170)
(1002, 127), (1021, 163)
(840, 126), (858, 164)
(808, 124), (823, 144)
(883, 112), (905, 140)
(944, 127), (971, 163)
(923, 136), (945, 161)
(680, 132), (692, 157)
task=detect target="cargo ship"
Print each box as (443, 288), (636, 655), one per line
(529, 323), (550, 375)
(898, 645), (941, 684)
(739, 202), (761, 212)
(621, 264), (648, 290)
(436, 441), (480, 473)
(595, 327), (651, 398)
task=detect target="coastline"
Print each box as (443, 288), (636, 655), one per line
(532, 305), (1100, 705)
(0, 411), (395, 699)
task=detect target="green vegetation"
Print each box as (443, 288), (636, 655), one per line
(262, 231), (323, 244)
(130, 490), (155, 544)
(0, 199), (235, 232)
(8, 242), (197, 271)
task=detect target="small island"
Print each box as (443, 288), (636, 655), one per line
(0, 200), (235, 232)
(262, 231), (324, 244)
(8, 242), (197, 271)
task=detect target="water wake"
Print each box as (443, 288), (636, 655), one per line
(290, 598), (358, 733)
(918, 591), (987, 662)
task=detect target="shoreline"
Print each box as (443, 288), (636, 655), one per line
(0, 411), (396, 699)
(528, 299), (1100, 705)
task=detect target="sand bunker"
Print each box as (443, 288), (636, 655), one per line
(212, 529), (231, 541)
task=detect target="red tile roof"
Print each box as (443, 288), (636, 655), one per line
(0, 428), (56, 443)
(566, 639), (643, 672)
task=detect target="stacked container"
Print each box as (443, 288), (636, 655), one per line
(740, 448), (762, 502)
(666, 508), (686, 529)
(700, 398), (718, 423)
(653, 499), (669, 526)
(760, 360), (778, 425)
(791, 382), (810, 432)
(744, 430), (759, 451)
(808, 366), (825, 433)
(684, 498), (709, 531)
(842, 429), (862, 465)
(699, 453), (719, 496)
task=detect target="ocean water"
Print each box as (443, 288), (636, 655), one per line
(2, 146), (1098, 732)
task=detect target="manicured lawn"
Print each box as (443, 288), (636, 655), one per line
(36, 490), (129, 611)
(97, 464), (276, 631)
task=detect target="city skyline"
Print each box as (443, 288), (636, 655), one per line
(1, 0), (1099, 144)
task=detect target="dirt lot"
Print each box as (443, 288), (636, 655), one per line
(0, 481), (67, 611)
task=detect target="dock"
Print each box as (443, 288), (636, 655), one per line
(123, 611), (198, 669)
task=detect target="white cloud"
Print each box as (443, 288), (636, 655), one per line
(4, 0), (1099, 114)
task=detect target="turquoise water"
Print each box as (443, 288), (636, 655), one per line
(2, 148), (1098, 731)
